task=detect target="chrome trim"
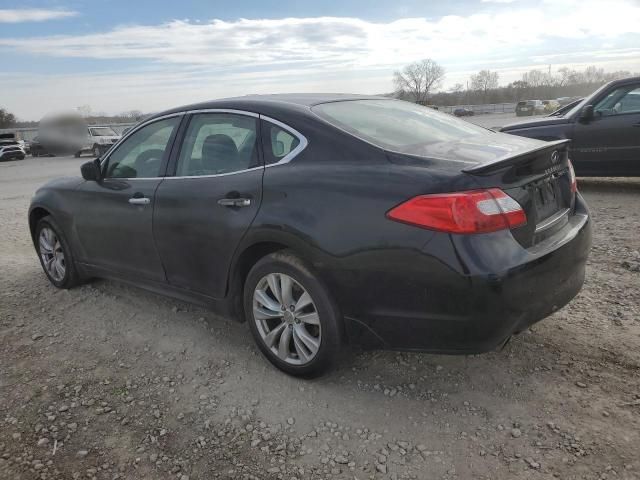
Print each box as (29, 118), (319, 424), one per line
(101, 108), (308, 181)
(183, 108), (259, 118)
(535, 208), (570, 234)
(163, 166), (263, 180)
(260, 115), (308, 167)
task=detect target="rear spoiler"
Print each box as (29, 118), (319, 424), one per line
(462, 139), (571, 174)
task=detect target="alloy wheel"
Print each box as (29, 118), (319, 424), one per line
(39, 227), (66, 282)
(253, 273), (321, 365)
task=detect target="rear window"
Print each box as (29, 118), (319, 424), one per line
(312, 100), (486, 152)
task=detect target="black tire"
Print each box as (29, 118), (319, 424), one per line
(244, 250), (343, 378)
(35, 216), (82, 289)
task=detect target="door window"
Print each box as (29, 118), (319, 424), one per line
(105, 117), (180, 179)
(176, 113), (259, 176)
(594, 85), (640, 116)
(262, 122), (301, 165)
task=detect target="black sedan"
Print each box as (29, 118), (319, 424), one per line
(501, 76), (640, 176)
(29, 94), (592, 377)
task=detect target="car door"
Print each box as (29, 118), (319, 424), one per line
(572, 84), (640, 176)
(153, 111), (265, 298)
(73, 115), (183, 281)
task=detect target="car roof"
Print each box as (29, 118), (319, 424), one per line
(147, 93), (391, 121)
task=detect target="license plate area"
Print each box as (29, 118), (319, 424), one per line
(533, 178), (561, 222)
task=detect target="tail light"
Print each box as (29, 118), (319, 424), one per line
(386, 188), (526, 234)
(568, 160), (577, 193)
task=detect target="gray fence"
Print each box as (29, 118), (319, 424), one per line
(439, 103), (516, 114)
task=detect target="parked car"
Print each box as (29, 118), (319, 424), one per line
(542, 99), (560, 113)
(501, 76), (640, 176)
(30, 136), (53, 157)
(29, 95), (592, 377)
(453, 107), (474, 117)
(74, 126), (121, 158)
(0, 133), (25, 161)
(516, 100), (545, 116)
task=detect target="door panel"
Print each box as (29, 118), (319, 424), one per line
(154, 171), (263, 297)
(73, 116), (182, 281)
(153, 112), (263, 298)
(572, 84), (640, 176)
(74, 179), (166, 281)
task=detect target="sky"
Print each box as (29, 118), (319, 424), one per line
(1, 0), (640, 120)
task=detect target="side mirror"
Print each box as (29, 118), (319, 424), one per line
(580, 104), (594, 122)
(81, 159), (102, 182)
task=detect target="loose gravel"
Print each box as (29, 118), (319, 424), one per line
(1, 157), (639, 479)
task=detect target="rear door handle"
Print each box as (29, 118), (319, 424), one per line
(217, 197), (251, 207)
(129, 197), (150, 205)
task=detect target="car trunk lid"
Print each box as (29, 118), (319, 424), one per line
(386, 134), (574, 248)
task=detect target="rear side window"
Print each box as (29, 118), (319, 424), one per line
(176, 113), (259, 176)
(261, 121), (301, 165)
(312, 99), (486, 154)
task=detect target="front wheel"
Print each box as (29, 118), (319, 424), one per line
(35, 216), (82, 289)
(244, 251), (343, 377)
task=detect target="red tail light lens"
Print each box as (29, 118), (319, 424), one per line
(568, 160), (577, 193)
(386, 188), (526, 234)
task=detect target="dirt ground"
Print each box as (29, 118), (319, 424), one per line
(1, 156), (639, 480)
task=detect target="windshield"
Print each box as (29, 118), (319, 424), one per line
(312, 99), (487, 153)
(90, 127), (117, 136)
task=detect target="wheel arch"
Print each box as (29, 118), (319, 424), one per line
(227, 233), (322, 322)
(29, 206), (52, 243)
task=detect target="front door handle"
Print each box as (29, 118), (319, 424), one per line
(129, 197), (150, 205)
(217, 197), (251, 207)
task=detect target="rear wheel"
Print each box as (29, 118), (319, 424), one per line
(35, 216), (82, 289)
(244, 251), (342, 377)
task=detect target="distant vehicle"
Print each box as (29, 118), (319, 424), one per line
(29, 94), (591, 377)
(501, 76), (640, 176)
(453, 107), (474, 117)
(516, 100), (545, 116)
(30, 136), (52, 157)
(17, 139), (31, 155)
(74, 126), (121, 158)
(0, 133), (26, 161)
(542, 99), (560, 113)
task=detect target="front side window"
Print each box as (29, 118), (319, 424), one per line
(105, 117), (180, 179)
(262, 122), (301, 165)
(595, 85), (640, 116)
(312, 99), (486, 155)
(176, 113), (259, 176)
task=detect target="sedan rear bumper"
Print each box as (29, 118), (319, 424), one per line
(339, 194), (592, 353)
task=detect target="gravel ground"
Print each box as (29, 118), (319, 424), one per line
(1, 156), (639, 480)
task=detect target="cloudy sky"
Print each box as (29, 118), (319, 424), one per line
(1, 0), (640, 120)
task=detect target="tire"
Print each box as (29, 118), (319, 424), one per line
(35, 216), (82, 289)
(244, 250), (343, 378)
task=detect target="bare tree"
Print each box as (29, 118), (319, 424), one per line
(469, 70), (499, 102)
(393, 59), (445, 104)
(0, 108), (16, 128)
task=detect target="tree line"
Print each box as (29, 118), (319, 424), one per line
(394, 59), (637, 106)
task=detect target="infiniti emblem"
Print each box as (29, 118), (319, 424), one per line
(551, 150), (560, 163)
